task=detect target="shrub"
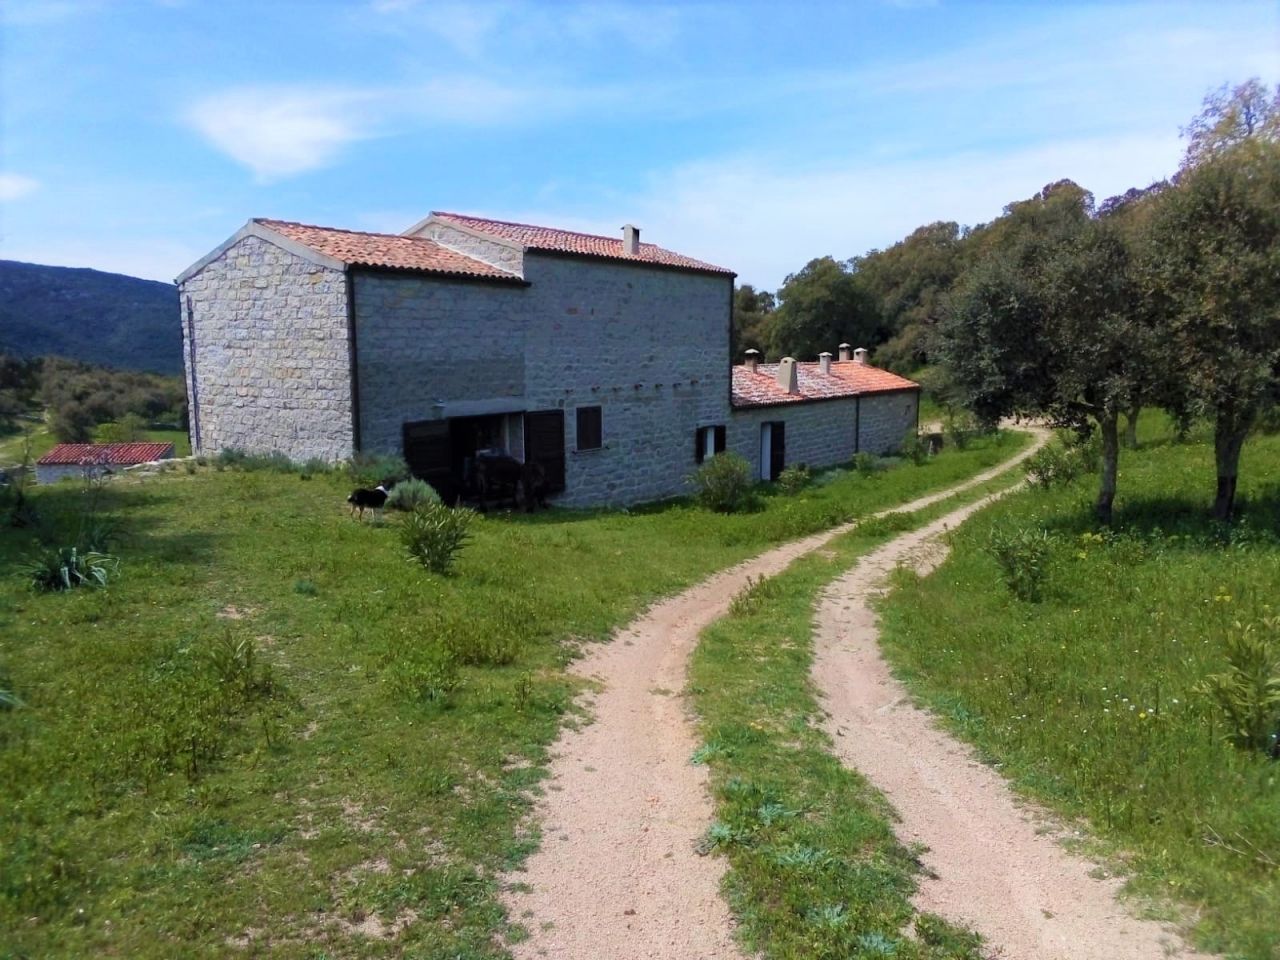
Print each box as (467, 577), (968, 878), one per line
(689, 452), (756, 513)
(985, 526), (1052, 602)
(775, 464), (811, 495)
(28, 546), (118, 592)
(298, 457), (331, 479)
(385, 477), (441, 512)
(383, 641), (463, 703)
(349, 453), (411, 488)
(1196, 617), (1280, 757)
(943, 411), (981, 451)
(899, 429), (929, 465)
(851, 452), (879, 476)
(1024, 433), (1098, 489)
(401, 502), (475, 574)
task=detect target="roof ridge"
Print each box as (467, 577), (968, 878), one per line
(431, 211), (656, 249)
(256, 218), (439, 243)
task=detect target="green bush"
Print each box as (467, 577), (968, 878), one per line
(27, 546), (118, 592)
(851, 452), (879, 476)
(1024, 433), (1098, 489)
(385, 478), (441, 512)
(401, 502), (475, 574)
(985, 526), (1052, 602)
(776, 463), (811, 495)
(899, 429), (929, 465)
(1196, 617), (1280, 757)
(349, 453), (411, 488)
(689, 452), (756, 513)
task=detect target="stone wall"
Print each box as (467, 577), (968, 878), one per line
(727, 389), (919, 479)
(856, 390), (919, 455)
(180, 235), (354, 461)
(413, 221), (525, 275)
(353, 253), (733, 506)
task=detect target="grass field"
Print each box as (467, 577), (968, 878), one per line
(0, 431), (1023, 959)
(877, 415), (1280, 959)
(689, 468), (1032, 960)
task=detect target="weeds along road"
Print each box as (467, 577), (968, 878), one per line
(812, 454), (1216, 960)
(501, 430), (1048, 960)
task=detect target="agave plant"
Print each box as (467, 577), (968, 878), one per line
(28, 545), (119, 592)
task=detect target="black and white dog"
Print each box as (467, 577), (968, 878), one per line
(347, 483), (389, 519)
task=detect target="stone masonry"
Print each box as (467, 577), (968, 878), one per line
(180, 235), (353, 462)
(729, 390), (918, 477)
(356, 252), (731, 507)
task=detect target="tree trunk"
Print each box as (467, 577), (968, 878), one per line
(1124, 403), (1140, 448)
(1096, 413), (1120, 526)
(1212, 424), (1249, 522)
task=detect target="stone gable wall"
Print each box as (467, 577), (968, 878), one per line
(180, 235), (353, 461)
(413, 221), (525, 275)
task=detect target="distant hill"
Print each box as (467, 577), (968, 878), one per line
(0, 260), (181, 374)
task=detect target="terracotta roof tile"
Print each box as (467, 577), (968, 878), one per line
(256, 219), (521, 280)
(38, 442), (176, 466)
(731, 361), (918, 408)
(431, 212), (734, 275)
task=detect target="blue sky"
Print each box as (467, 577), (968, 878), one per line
(1, 1), (1276, 289)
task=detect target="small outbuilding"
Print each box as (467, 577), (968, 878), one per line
(35, 442), (176, 484)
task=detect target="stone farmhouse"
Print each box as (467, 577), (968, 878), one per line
(177, 213), (918, 507)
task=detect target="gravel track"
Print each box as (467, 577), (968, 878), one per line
(503, 437), (1045, 960)
(812, 474), (1214, 960)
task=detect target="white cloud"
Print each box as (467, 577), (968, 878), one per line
(184, 87), (379, 181)
(0, 173), (41, 201)
(499, 131), (1181, 290)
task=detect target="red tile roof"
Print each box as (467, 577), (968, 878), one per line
(731, 361), (919, 408)
(431, 212), (734, 275)
(38, 442), (176, 466)
(256, 219), (522, 280)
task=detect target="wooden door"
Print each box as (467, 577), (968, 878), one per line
(769, 420), (786, 481)
(524, 410), (566, 494)
(402, 419), (456, 502)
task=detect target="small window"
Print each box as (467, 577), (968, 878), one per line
(694, 425), (727, 464)
(576, 405), (603, 451)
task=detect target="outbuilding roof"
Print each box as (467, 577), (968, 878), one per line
(37, 442), (176, 466)
(255, 220), (522, 280)
(429, 212), (735, 275)
(731, 361), (919, 409)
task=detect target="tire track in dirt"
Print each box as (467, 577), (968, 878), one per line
(503, 435), (1046, 960)
(813, 476), (1214, 960)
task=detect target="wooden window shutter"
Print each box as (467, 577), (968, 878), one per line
(576, 406), (603, 451)
(714, 425), (727, 454)
(694, 428), (705, 465)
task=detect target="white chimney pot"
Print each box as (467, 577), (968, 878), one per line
(743, 348), (760, 374)
(853, 347), (868, 365)
(838, 343), (852, 362)
(819, 351), (832, 375)
(622, 223), (640, 255)
(777, 357), (799, 394)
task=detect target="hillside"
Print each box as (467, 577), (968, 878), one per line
(0, 260), (181, 374)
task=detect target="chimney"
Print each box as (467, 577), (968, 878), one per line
(622, 223), (640, 256)
(819, 351), (832, 375)
(853, 347), (868, 365)
(777, 357), (799, 394)
(838, 342), (852, 362)
(743, 348), (760, 374)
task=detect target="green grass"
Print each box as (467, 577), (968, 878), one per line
(877, 413), (1280, 959)
(0, 432), (1024, 958)
(689, 462), (1034, 960)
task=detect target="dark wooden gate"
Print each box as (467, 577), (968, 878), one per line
(402, 419), (457, 502)
(524, 410), (566, 494)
